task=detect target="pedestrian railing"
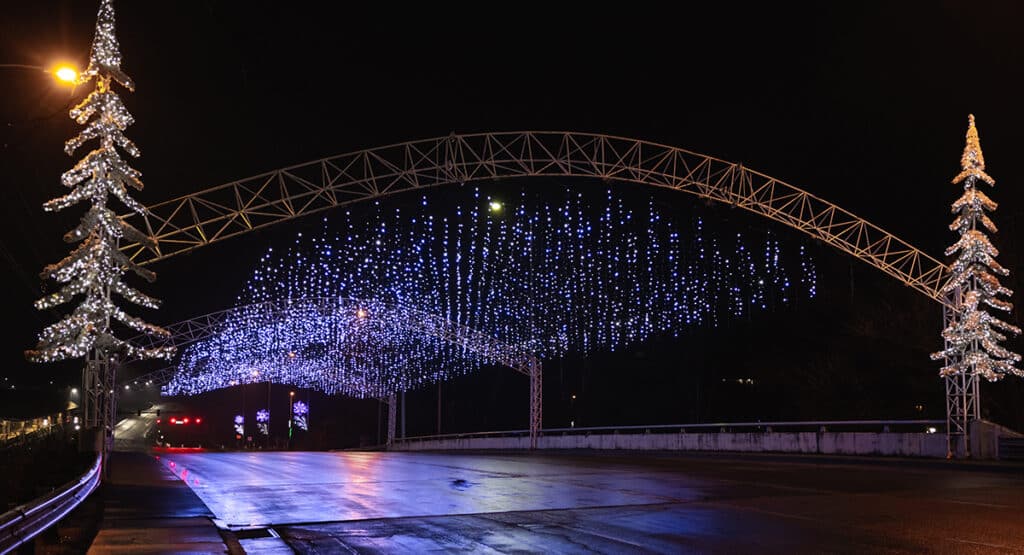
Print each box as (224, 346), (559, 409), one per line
(0, 413), (69, 448)
(391, 419), (947, 444)
(0, 454), (101, 554)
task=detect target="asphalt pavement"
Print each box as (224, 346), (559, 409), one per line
(152, 450), (1024, 554)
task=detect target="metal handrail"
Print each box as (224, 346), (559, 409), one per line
(392, 429), (531, 442)
(0, 412), (68, 446)
(391, 419), (947, 443)
(541, 419), (946, 434)
(0, 454), (101, 554)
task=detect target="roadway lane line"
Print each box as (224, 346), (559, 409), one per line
(945, 537), (1014, 549)
(940, 498), (1015, 509)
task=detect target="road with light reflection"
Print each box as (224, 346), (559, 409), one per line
(152, 450), (1024, 553)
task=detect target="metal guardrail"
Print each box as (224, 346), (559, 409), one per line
(0, 454), (101, 554)
(392, 419), (947, 444)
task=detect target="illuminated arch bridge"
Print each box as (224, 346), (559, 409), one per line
(121, 131), (949, 302)
(120, 131), (955, 447)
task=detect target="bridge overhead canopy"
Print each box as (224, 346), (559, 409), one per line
(121, 131), (949, 304)
(146, 297), (537, 398)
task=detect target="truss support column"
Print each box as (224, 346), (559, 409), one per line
(945, 373), (979, 458)
(82, 349), (115, 477)
(943, 287), (978, 458)
(529, 359), (542, 450)
(386, 394), (397, 448)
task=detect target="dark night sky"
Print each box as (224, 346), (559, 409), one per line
(2, 2), (1023, 427)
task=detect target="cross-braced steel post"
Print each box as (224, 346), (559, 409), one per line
(943, 287), (979, 458)
(83, 349), (116, 475)
(529, 359), (542, 449)
(386, 394), (397, 447)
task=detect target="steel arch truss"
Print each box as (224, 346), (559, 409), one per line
(129, 297), (543, 446)
(121, 132), (950, 304)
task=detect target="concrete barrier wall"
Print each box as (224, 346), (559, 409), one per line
(391, 431), (950, 458)
(971, 419), (1024, 459)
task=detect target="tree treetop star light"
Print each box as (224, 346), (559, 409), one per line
(27, 0), (172, 363)
(931, 115), (1022, 380)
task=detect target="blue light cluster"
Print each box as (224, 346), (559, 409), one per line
(293, 401), (309, 431)
(256, 408), (270, 435)
(165, 188), (817, 398)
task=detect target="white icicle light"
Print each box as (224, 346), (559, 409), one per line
(931, 115), (1022, 381)
(163, 190), (818, 398)
(27, 0), (171, 364)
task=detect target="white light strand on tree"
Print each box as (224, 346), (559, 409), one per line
(931, 115), (1022, 380)
(26, 0), (172, 363)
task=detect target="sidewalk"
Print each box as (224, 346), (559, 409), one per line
(86, 451), (233, 554)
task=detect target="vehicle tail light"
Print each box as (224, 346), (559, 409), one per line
(195, 418), (202, 424)
(183, 418), (190, 424)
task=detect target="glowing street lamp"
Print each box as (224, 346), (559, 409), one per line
(53, 65), (78, 83)
(0, 63), (80, 85)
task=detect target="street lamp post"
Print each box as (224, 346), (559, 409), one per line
(289, 391), (295, 448)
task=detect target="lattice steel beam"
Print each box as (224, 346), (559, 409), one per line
(120, 132), (950, 305)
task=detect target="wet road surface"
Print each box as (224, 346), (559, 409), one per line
(155, 450), (1024, 553)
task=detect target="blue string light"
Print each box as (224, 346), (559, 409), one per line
(164, 188), (818, 398)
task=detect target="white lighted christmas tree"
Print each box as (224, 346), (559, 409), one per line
(26, 0), (172, 363)
(931, 115), (1022, 380)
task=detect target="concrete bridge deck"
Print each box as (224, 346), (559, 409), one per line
(144, 450), (1024, 553)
